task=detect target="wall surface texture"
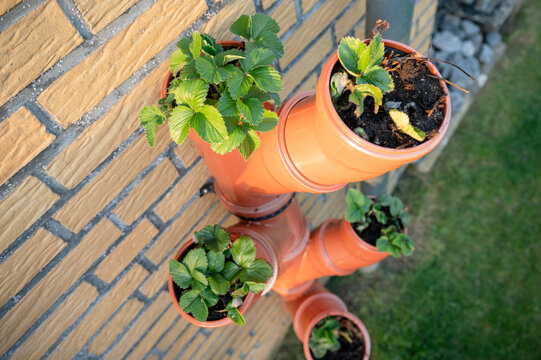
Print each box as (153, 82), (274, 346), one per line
(0, 0), (437, 358)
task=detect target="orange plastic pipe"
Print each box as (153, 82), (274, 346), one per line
(282, 281), (371, 360)
(273, 218), (390, 295)
(161, 39), (450, 217)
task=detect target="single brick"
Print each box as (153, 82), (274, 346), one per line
(74, 0), (139, 33)
(114, 159), (178, 225)
(94, 219), (158, 283)
(301, 0), (318, 13)
(146, 194), (217, 264)
(201, 0), (255, 40)
(162, 325), (200, 360)
(46, 61), (170, 189)
(0, 107), (55, 186)
(153, 161), (211, 222)
(104, 292), (170, 360)
(0, 0), (82, 107)
(355, 18), (366, 38)
(270, 0), (297, 37)
(155, 318), (189, 352)
(222, 213), (239, 227)
(280, 0), (349, 68)
(0, 228), (65, 308)
(334, 0), (366, 39)
(37, 0), (207, 127)
(0, 176), (59, 254)
(174, 139), (200, 168)
(53, 126), (170, 233)
(281, 30), (333, 97)
(51, 264), (149, 359)
(0, 218), (120, 355)
(261, 0), (277, 10)
(10, 282), (98, 360)
(126, 306), (178, 360)
(0, 0), (22, 16)
(87, 299), (145, 355)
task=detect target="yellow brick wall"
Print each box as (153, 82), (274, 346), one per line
(0, 0), (436, 358)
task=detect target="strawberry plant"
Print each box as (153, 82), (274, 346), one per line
(169, 225), (273, 325)
(309, 317), (353, 359)
(139, 14), (283, 160)
(330, 33), (394, 117)
(345, 188), (414, 257)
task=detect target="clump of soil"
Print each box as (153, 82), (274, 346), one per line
(351, 204), (406, 246)
(331, 48), (446, 149)
(312, 316), (366, 360)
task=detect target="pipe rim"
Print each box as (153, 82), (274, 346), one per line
(277, 91), (346, 193)
(317, 39), (451, 159)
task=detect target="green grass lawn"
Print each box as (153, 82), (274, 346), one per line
(274, 0), (541, 358)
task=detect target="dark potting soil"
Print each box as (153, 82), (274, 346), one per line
(313, 316), (365, 360)
(351, 204), (405, 246)
(331, 48), (446, 149)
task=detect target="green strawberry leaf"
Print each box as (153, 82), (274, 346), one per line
(245, 281), (266, 293)
(357, 66), (394, 93)
(366, 33), (385, 70)
(195, 57), (234, 84)
(240, 258), (273, 283)
(222, 261), (241, 282)
(180, 290), (208, 322)
(376, 237), (391, 253)
(144, 122), (157, 147)
(139, 105), (166, 125)
(207, 251), (225, 273)
(338, 37), (367, 76)
(214, 49), (245, 67)
(345, 207), (362, 223)
(168, 105), (193, 145)
(182, 248), (208, 273)
(194, 225), (230, 253)
(241, 47), (275, 72)
(251, 13), (280, 39)
(179, 60), (199, 80)
(373, 208), (388, 224)
(176, 38), (192, 57)
(169, 259), (192, 289)
(171, 79), (208, 111)
(201, 33), (222, 56)
(191, 105), (227, 143)
(191, 269), (209, 288)
(236, 97), (264, 125)
(231, 235), (257, 267)
(170, 49), (190, 74)
(230, 14), (251, 39)
(351, 84), (383, 115)
(208, 273), (230, 295)
(228, 68), (253, 100)
(249, 66), (282, 93)
(249, 110), (278, 132)
(227, 306), (246, 326)
(247, 31), (284, 58)
(189, 31), (202, 59)
(238, 129), (261, 160)
(211, 123), (247, 155)
(201, 287), (219, 307)
(217, 91), (238, 117)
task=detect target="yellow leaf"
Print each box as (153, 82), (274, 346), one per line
(389, 110), (425, 141)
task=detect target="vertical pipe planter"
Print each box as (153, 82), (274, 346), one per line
(164, 40), (450, 219)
